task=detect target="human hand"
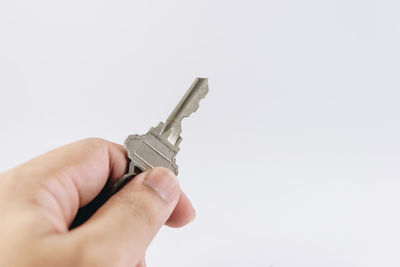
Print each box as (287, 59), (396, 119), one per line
(0, 138), (195, 267)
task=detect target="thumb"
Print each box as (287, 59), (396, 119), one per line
(70, 167), (180, 266)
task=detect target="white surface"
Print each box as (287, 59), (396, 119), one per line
(1, 1), (400, 266)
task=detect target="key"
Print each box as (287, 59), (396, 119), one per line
(111, 78), (209, 194)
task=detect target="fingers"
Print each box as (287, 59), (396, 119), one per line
(166, 190), (196, 228)
(71, 168), (180, 266)
(6, 138), (128, 232)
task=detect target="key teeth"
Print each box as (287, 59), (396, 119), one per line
(195, 80), (209, 109)
(181, 82), (209, 119)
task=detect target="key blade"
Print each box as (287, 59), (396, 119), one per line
(161, 77), (209, 145)
(165, 78), (209, 121)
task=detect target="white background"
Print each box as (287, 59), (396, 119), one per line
(1, 0), (400, 266)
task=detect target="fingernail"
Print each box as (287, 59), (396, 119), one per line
(144, 168), (179, 203)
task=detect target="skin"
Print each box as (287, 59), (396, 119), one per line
(0, 138), (195, 267)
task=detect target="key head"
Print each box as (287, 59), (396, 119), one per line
(124, 123), (180, 175)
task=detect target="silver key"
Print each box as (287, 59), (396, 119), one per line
(111, 78), (209, 194)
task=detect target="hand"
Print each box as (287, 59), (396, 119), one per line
(0, 138), (195, 267)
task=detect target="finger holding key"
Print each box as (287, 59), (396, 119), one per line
(69, 168), (181, 266)
(0, 139), (195, 267)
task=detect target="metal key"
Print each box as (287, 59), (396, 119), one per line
(111, 78), (209, 194)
